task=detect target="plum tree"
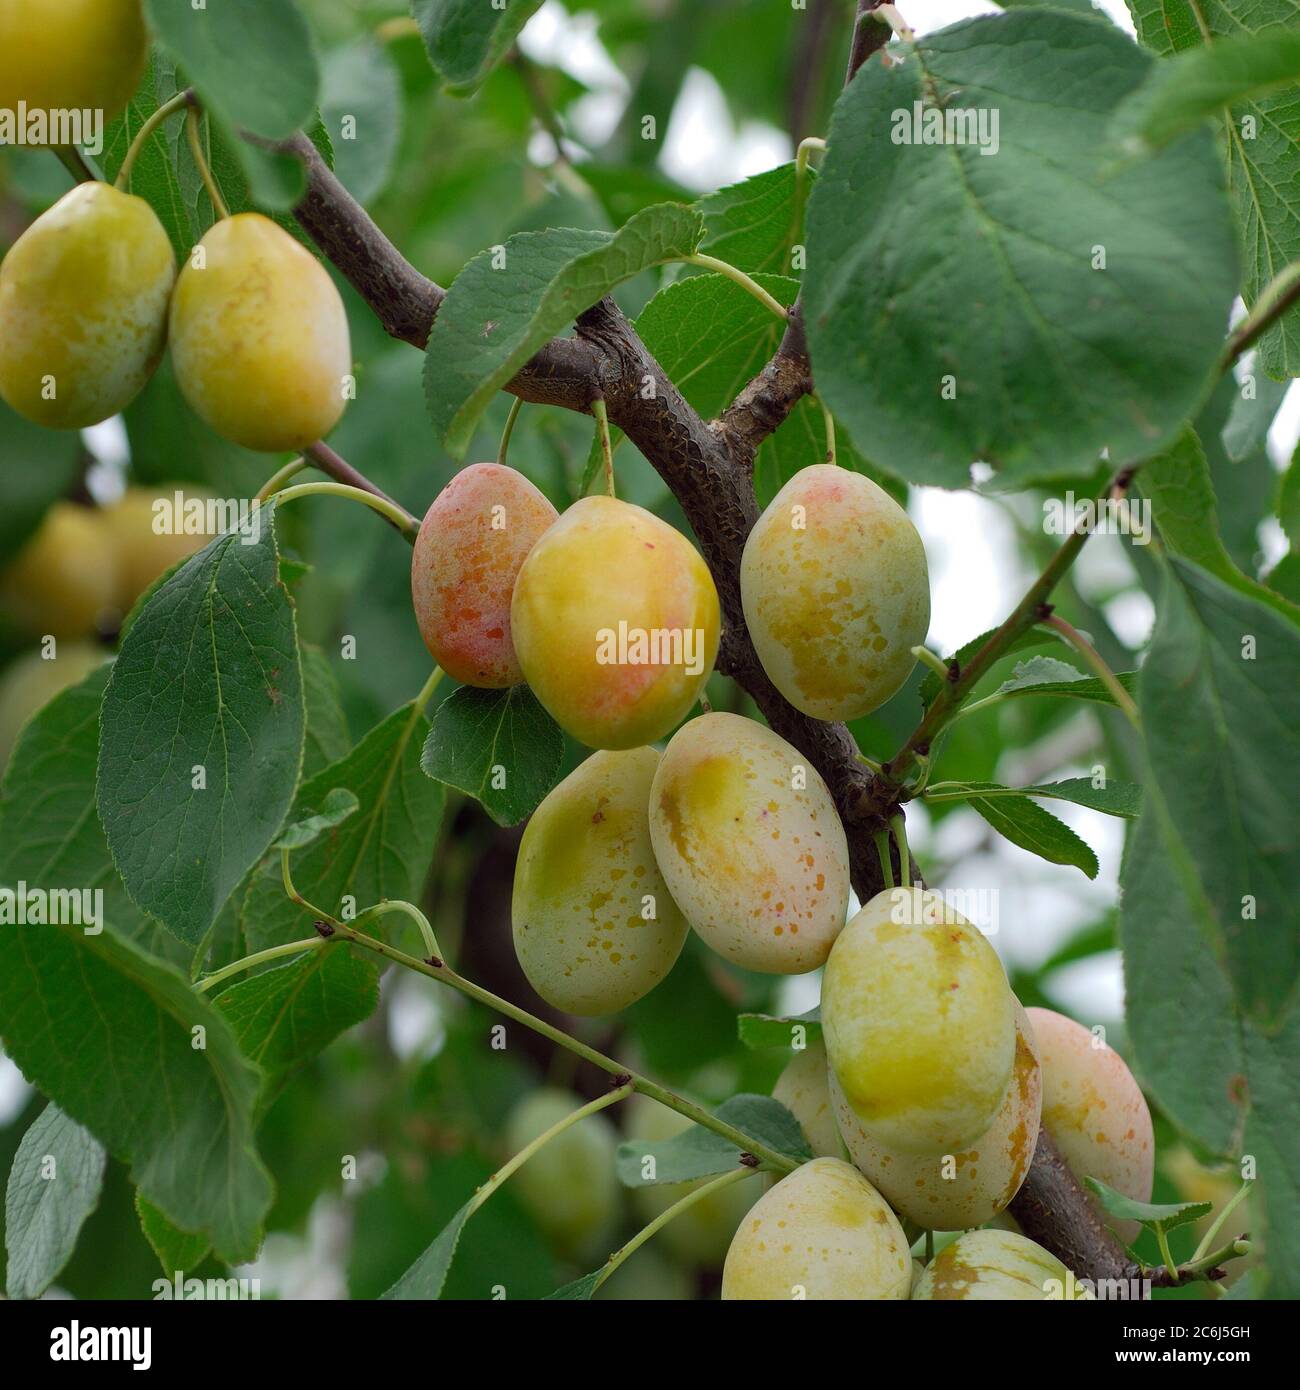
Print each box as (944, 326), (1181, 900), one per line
(0, 0), (146, 132)
(1027, 1007), (1155, 1244)
(821, 886), (1016, 1155)
(772, 1039), (845, 1159)
(0, 182), (174, 428)
(740, 464), (930, 720)
(101, 486), (218, 615)
(1, 503), (119, 639)
(503, 1088), (620, 1260)
(509, 495), (720, 749)
(721, 1157), (911, 1300)
(647, 711), (851, 973)
(0, 642), (106, 770)
(411, 463), (558, 687)
(168, 213), (351, 452)
(512, 746), (689, 1015)
(624, 1094), (758, 1267)
(912, 1229), (1089, 1300)
(831, 1001), (1041, 1230)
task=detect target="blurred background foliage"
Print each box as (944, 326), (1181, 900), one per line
(0, 0), (1283, 1298)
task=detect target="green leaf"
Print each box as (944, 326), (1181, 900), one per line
(1112, 28), (1300, 152)
(381, 1199), (471, 1300)
(933, 777), (1141, 819)
(986, 655), (1139, 706)
(5, 1105), (106, 1300)
(1141, 429), (1300, 625)
(0, 400), (82, 560)
(737, 1008), (823, 1051)
(1136, 559), (1298, 1021)
(917, 629), (1057, 710)
(420, 684), (563, 827)
(1122, 557), (1300, 1296)
(1276, 446), (1300, 550)
(301, 645), (351, 780)
(588, 272), (898, 504)
(424, 204), (704, 456)
(967, 792), (1099, 877)
(321, 37), (403, 206)
(545, 1269), (603, 1300)
(697, 162), (803, 275)
(805, 9), (1239, 486)
(1085, 1177), (1211, 1233)
(135, 1193), (210, 1276)
(616, 1095), (811, 1187)
(145, 0), (319, 139)
(0, 922), (272, 1263)
(1126, 0), (1300, 377)
(99, 52), (198, 261)
(242, 701), (442, 954)
(0, 668), (187, 964)
(215, 946), (379, 1098)
(272, 787), (360, 852)
(412, 0), (545, 95)
(97, 511), (305, 947)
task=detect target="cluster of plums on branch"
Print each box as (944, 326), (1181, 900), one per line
(0, 2), (350, 450)
(410, 458), (1153, 1297)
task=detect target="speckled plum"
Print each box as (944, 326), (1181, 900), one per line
(411, 463), (557, 687)
(509, 496), (720, 749)
(740, 465), (929, 721)
(0, 182), (174, 428)
(721, 1158), (911, 1301)
(832, 1000), (1041, 1230)
(1027, 1006), (1154, 1244)
(512, 747), (689, 1015)
(169, 213), (351, 452)
(822, 886), (1015, 1155)
(912, 1229), (1089, 1300)
(647, 712), (851, 974)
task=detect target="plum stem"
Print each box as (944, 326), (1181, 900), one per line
(115, 89), (194, 189)
(683, 254), (790, 321)
(497, 396), (524, 467)
(1042, 614), (1140, 729)
(268, 480), (419, 538)
(186, 106), (230, 220)
(468, 1083), (634, 1221)
(592, 397), (616, 497)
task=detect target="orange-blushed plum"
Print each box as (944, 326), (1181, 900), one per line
(0, 0), (147, 130)
(740, 464), (929, 721)
(0, 642), (107, 770)
(912, 1229), (1090, 1300)
(512, 747), (689, 1015)
(1, 503), (120, 639)
(773, 1039), (845, 1159)
(647, 712), (851, 974)
(832, 1001), (1041, 1230)
(509, 495), (719, 749)
(411, 462), (557, 687)
(822, 886), (1016, 1155)
(169, 214), (351, 452)
(721, 1158), (911, 1301)
(625, 1094), (760, 1267)
(100, 486), (219, 615)
(0, 182), (174, 428)
(1027, 1007), (1154, 1244)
